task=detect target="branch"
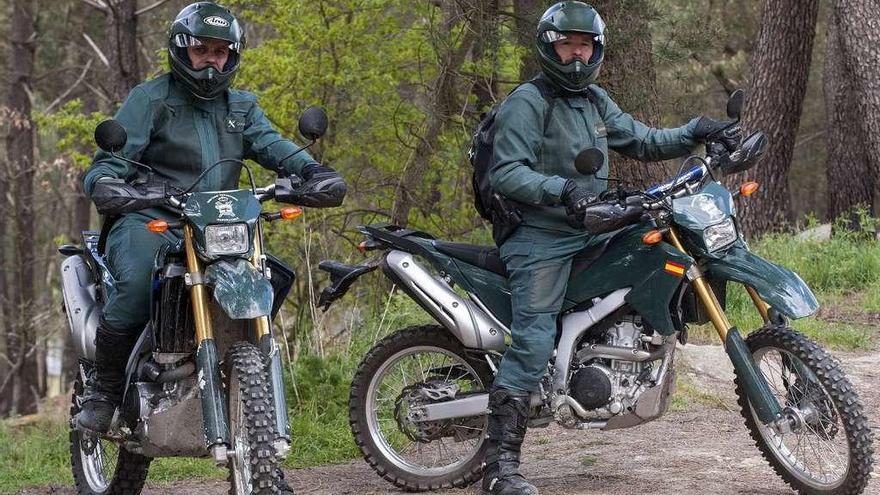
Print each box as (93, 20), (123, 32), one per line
(79, 0), (109, 13)
(82, 33), (110, 68)
(136, 0), (173, 16)
(43, 59), (93, 114)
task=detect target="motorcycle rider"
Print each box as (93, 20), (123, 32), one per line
(482, 2), (739, 494)
(76, 0), (344, 459)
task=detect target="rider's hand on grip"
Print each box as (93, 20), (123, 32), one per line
(581, 196), (645, 235)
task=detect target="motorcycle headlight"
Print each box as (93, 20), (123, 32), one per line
(703, 218), (737, 252)
(205, 223), (249, 256)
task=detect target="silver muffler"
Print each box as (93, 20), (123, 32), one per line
(60, 255), (100, 360)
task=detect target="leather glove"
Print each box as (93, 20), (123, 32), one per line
(282, 163), (347, 208)
(91, 177), (167, 215)
(561, 180), (598, 220)
(692, 116), (742, 152)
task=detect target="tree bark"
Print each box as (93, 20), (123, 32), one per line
(824, 7), (873, 222)
(390, 0), (486, 226)
(513, 0), (545, 81)
(736, 0), (819, 237)
(3, 0), (41, 416)
(591, 0), (665, 189)
(106, 0), (142, 104)
(834, 0), (880, 220)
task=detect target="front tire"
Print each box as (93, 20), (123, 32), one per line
(225, 343), (281, 495)
(349, 325), (493, 492)
(69, 367), (152, 495)
(734, 325), (874, 494)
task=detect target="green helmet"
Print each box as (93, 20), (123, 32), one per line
(535, 2), (606, 92)
(168, 2), (245, 100)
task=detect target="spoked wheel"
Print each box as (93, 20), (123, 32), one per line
(225, 342), (281, 495)
(735, 325), (874, 494)
(350, 325), (493, 492)
(69, 368), (151, 495)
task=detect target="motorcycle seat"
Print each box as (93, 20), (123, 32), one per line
(432, 241), (508, 278)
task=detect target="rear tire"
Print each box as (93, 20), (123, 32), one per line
(69, 367), (152, 495)
(734, 325), (874, 494)
(349, 325), (493, 492)
(225, 342), (281, 495)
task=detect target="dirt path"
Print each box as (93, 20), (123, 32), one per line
(20, 345), (880, 495)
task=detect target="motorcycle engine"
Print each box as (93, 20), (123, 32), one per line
(569, 318), (653, 419)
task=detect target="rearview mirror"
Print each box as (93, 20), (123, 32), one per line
(574, 148), (605, 175)
(298, 106), (328, 141)
(726, 89), (745, 120)
(94, 119), (127, 153)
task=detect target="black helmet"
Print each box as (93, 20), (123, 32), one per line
(168, 2), (245, 100)
(536, 2), (606, 92)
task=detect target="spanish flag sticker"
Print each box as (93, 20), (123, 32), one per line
(664, 261), (686, 277)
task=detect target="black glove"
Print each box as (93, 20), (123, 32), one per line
(280, 163), (347, 208)
(692, 116), (742, 152)
(91, 177), (167, 215)
(561, 180), (598, 220)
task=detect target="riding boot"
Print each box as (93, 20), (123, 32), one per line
(76, 319), (141, 433)
(481, 386), (538, 495)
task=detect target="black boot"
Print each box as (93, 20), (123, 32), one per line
(481, 386), (538, 495)
(76, 319), (140, 433)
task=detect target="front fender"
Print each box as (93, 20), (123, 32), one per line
(706, 244), (818, 319)
(204, 259), (273, 319)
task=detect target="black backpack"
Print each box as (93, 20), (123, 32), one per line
(471, 76), (572, 244)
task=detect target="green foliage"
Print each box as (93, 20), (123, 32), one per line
(37, 99), (108, 168)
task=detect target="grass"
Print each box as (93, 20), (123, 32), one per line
(3, 231), (880, 493)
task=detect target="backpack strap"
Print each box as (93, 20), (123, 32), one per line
(526, 76), (559, 133)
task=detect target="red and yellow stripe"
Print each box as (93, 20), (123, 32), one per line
(664, 261), (686, 277)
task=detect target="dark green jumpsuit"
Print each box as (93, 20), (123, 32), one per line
(489, 83), (699, 393)
(83, 74), (317, 330)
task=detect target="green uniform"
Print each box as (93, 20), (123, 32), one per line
(84, 73), (316, 329)
(490, 83), (698, 393)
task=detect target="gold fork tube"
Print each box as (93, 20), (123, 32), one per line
(666, 228), (732, 341)
(745, 285), (770, 323)
(184, 224), (214, 342)
(252, 226), (271, 339)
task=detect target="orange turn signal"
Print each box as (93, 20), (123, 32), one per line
(147, 219), (169, 233)
(642, 230), (663, 245)
(740, 181), (759, 197)
(280, 206), (303, 220)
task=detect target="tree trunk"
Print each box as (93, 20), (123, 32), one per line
(736, 0), (819, 237)
(591, 0), (665, 189)
(390, 1), (486, 226)
(824, 7), (873, 222)
(106, 0), (142, 104)
(513, 0), (545, 81)
(835, 0), (880, 220)
(3, 0), (41, 416)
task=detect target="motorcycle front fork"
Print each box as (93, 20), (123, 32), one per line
(183, 224), (290, 464)
(666, 228), (783, 425)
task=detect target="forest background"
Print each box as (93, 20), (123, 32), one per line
(0, 0), (879, 479)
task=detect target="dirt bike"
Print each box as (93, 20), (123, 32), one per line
(318, 91), (874, 494)
(59, 108), (331, 495)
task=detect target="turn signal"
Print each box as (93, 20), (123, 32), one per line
(740, 181), (759, 197)
(147, 219), (169, 233)
(642, 230), (663, 245)
(280, 207), (303, 220)
(357, 241), (369, 254)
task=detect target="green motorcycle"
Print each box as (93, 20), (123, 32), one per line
(319, 92), (873, 494)
(60, 108), (334, 494)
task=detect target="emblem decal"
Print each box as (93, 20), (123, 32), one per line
(203, 16), (230, 27)
(208, 194), (239, 220)
(664, 261), (686, 277)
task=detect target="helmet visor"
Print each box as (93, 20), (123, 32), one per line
(172, 34), (242, 52)
(540, 30), (605, 46)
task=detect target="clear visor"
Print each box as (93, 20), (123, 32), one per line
(540, 30), (605, 45)
(172, 34), (241, 52)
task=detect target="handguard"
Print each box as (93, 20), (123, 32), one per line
(275, 174), (347, 207)
(91, 177), (168, 215)
(581, 196), (645, 235)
